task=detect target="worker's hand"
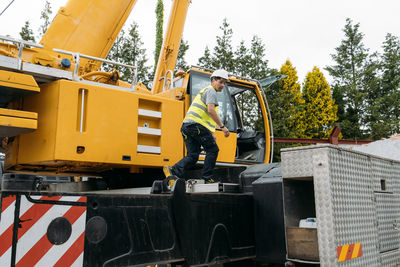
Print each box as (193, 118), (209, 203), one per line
(222, 127), (230, 137)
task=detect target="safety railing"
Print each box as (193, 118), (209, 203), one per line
(0, 35), (43, 70)
(53, 48), (137, 89)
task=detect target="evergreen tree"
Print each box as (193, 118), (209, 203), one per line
(234, 40), (251, 77)
(380, 33), (400, 135)
(123, 22), (151, 85)
(364, 33), (400, 139)
(265, 64), (304, 161)
(197, 46), (213, 68)
(302, 67), (338, 138)
(267, 60), (305, 139)
(176, 38), (190, 72)
(233, 41), (260, 131)
(247, 35), (269, 80)
(154, 0), (164, 74)
(212, 18), (235, 72)
(39, 1), (52, 37)
(106, 29), (125, 62)
(19, 21), (36, 42)
(362, 53), (385, 139)
(326, 18), (369, 139)
(106, 22), (151, 86)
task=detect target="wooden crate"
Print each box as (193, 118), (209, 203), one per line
(286, 227), (319, 261)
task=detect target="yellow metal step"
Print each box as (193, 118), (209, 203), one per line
(0, 70), (40, 107)
(0, 108), (37, 137)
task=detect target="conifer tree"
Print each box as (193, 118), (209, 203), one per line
(123, 22), (151, 85)
(106, 22), (151, 86)
(326, 18), (369, 139)
(269, 60), (305, 138)
(39, 1), (52, 37)
(362, 53), (385, 139)
(302, 67), (338, 138)
(380, 33), (400, 135)
(212, 18), (235, 72)
(176, 38), (190, 72)
(247, 35), (269, 80)
(234, 40), (251, 77)
(365, 33), (400, 139)
(197, 46), (213, 68)
(154, 0), (164, 74)
(19, 21), (36, 42)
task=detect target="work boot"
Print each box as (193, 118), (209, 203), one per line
(163, 166), (174, 178)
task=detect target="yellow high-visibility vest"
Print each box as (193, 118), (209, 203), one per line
(184, 86), (219, 132)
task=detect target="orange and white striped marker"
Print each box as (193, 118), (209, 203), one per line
(0, 195), (87, 266)
(337, 242), (362, 262)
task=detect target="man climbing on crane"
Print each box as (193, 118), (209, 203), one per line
(163, 69), (231, 188)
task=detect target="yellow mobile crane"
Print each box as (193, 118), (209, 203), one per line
(0, 0), (271, 180)
(2, 2), (395, 267)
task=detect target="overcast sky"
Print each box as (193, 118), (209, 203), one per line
(1, 0), (400, 84)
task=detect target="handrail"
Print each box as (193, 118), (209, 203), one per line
(0, 35), (43, 49)
(0, 35), (44, 70)
(53, 48), (137, 87)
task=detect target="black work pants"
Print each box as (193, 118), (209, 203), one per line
(172, 123), (219, 180)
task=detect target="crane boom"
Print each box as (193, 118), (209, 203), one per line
(40, 0), (137, 60)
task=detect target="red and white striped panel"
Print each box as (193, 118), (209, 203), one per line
(0, 195), (87, 267)
(0, 195), (17, 267)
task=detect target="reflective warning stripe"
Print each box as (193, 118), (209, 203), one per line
(18, 196), (63, 239)
(0, 194), (87, 267)
(1, 195), (16, 211)
(53, 232), (85, 267)
(35, 205), (86, 266)
(15, 196), (86, 266)
(337, 242), (362, 262)
(0, 195), (16, 266)
(18, 205), (86, 267)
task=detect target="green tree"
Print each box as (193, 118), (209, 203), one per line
(106, 22), (151, 86)
(154, 0), (164, 74)
(302, 67), (338, 138)
(362, 53), (385, 139)
(19, 21), (36, 42)
(211, 18), (235, 72)
(247, 35), (269, 80)
(365, 33), (400, 139)
(197, 46), (213, 68)
(233, 37), (269, 132)
(265, 64), (304, 161)
(175, 38), (190, 72)
(234, 40), (251, 77)
(326, 18), (369, 139)
(380, 33), (400, 135)
(267, 60), (305, 139)
(39, 1), (52, 37)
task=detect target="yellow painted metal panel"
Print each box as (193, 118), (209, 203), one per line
(0, 115), (37, 137)
(14, 81), (60, 164)
(0, 70), (39, 93)
(0, 108), (38, 120)
(215, 131), (237, 163)
(54, 80), (139, 165)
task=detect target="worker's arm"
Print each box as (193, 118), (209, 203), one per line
(207, 103), (230, 137)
